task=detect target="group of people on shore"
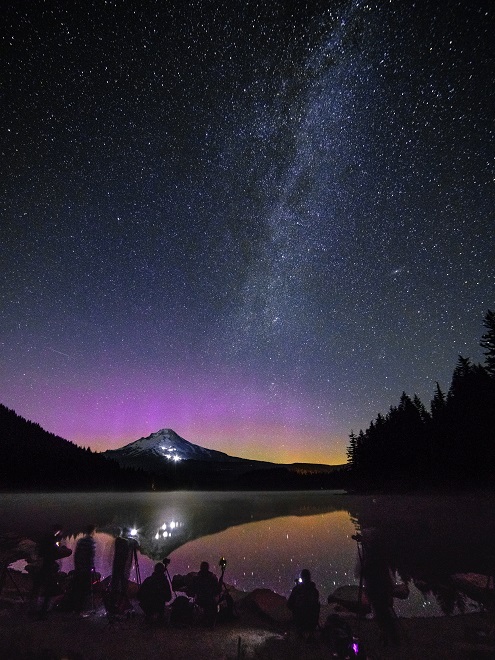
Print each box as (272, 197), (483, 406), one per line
(29, 523), (323, 634)
(138, 559), (224, 626)
(27, 523), (395, 654)
(29, 523), (139, 620)
(28, 525), (229, 628)
(28, 525), (96, 619)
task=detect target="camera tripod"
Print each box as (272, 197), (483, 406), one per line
(162, 559), (176, 598)
(0, 561), (25, 602)
(131, 544), (141, 586)
(352, 534), (365, 621)
(216, 558), (237, 623)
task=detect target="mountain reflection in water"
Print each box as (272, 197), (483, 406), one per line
(2, 491), (494, 618)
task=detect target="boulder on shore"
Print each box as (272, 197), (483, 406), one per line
(0, 533), (37, 565)
(240, 588), (292, 624)
(452, 573), (495, 604)
(327, 585), (371, 615)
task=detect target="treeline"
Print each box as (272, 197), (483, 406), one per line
(0, 404), (160, 491)
(114, 459), (349, 491)
(170, 464), (349, 491)
(346, 310), (495, 490)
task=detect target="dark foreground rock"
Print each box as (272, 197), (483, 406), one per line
(1, 602), (494, 659)
(0, 569), (494, 659)
(240, 588), (292, 624)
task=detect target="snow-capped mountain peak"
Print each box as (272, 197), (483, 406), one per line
(103, 428), (242, 463)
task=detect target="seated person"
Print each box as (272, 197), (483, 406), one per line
(137, 563), (172, 624)
(287, 569), (320, 638)
(192, 561), (220, 626)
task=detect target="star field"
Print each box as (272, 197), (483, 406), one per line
(1, 0), (494, 464)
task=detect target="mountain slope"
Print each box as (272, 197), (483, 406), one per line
(101, 428), (274, 473)
(102, 428), (246, 463)
(101, 428), (344, 478)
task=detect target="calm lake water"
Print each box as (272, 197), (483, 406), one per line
(2, 490), (494, 618)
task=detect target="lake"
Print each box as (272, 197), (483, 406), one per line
(1, 490), (494, 618)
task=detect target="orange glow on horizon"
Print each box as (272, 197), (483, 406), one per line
(76, 424), (348, 466)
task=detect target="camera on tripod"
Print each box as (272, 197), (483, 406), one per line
(163, 557), (171, 566)
(219, 557), (227, 570)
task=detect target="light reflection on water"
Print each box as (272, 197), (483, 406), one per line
(138, 511), (446, 618)
(2, 491), (493, 619)
(55, 512), (444, 617)
(171, 511), (358, 595)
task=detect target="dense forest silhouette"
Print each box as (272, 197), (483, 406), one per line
(346, 310), (495, 489)
(0, 405), (156, 491)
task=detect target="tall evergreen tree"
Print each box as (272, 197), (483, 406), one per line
(448, 355), (472, 402)
(413, 394), (430, 424)
(430, 382), (446, 418)
(480, 309), (495, 376)
(347, 431), (358, 467)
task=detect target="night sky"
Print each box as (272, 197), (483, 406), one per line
(2, 0), (494, 464)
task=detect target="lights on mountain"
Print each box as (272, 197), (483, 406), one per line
(159, 445), (182, 462)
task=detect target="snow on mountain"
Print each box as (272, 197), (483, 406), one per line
(102, 428), (245, 464)
(101, 429), (341, 477)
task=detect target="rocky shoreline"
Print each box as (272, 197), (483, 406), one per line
(1, 533), (494, 659)
(1, 567), (494, 659)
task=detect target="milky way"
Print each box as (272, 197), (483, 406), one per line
(1, 0), (494, 463)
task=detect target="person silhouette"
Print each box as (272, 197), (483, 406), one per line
(192, 561), (220, 626)
(137, 562), (172, 625)
(71, 525), (96, 615)
(30, 524), (65, 619)
(111, 528), (139, 596)
(287, 568), (320, 640)
(359, 529), (400, 646)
